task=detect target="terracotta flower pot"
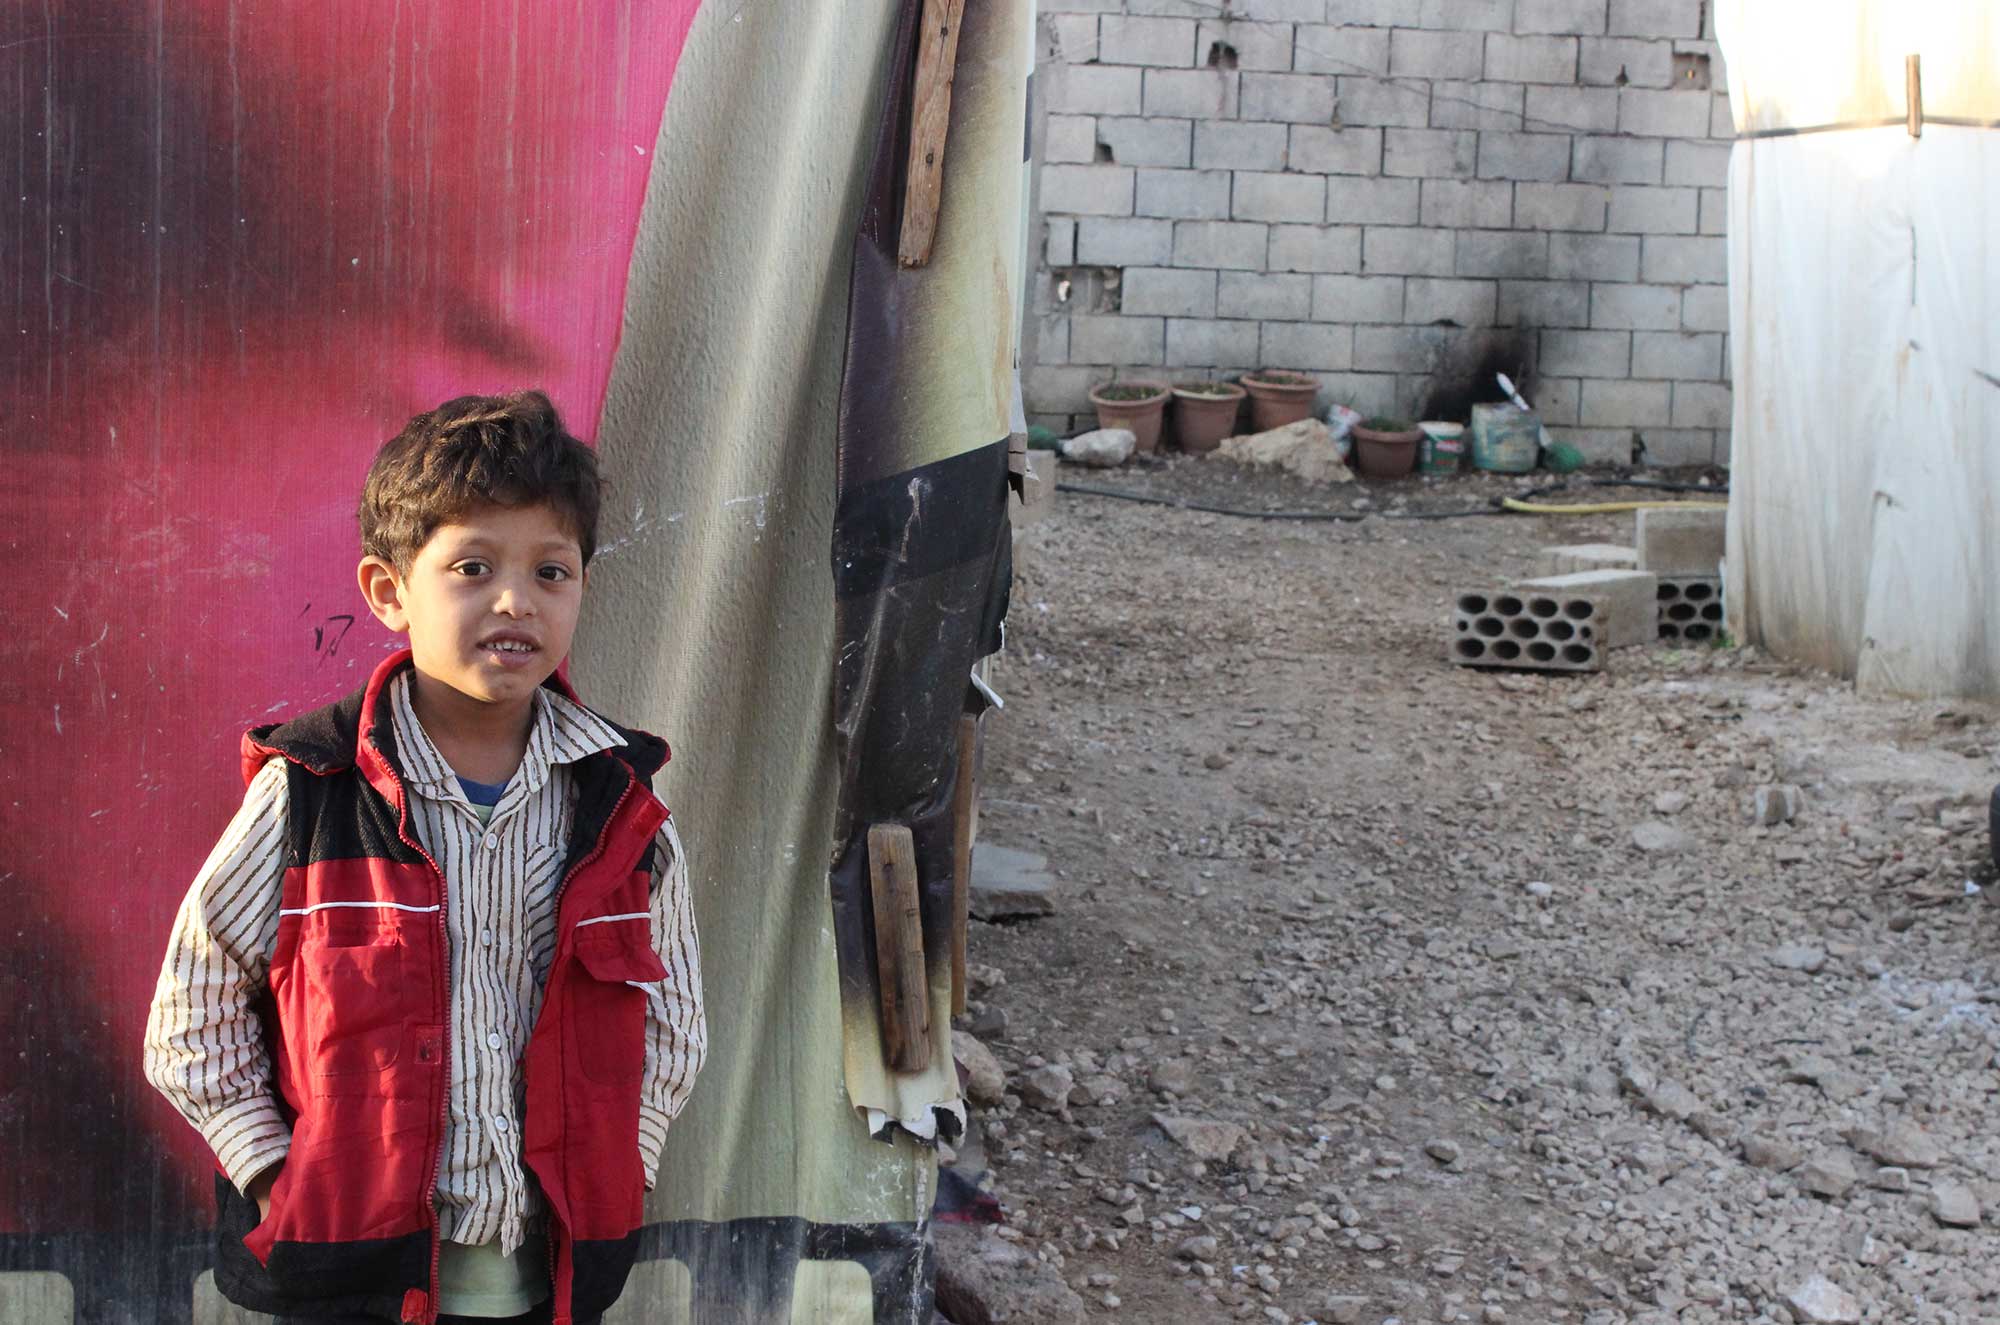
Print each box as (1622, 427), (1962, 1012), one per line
(1240, 371), (1319, 432)
(1088, 380), (1171, 454)
(1170, 382), (1246, 454)
(1350, 422), (1423, 480)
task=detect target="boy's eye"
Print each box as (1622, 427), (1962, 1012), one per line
(538, 564), (574, 583)
(454, 560), (491, 577)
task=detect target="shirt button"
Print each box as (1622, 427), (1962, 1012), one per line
(481, 929), (495, 947)
(486, 1032), (503, 1050)
(492, 1115), (509, 1132)
(483, 832), (500, 850)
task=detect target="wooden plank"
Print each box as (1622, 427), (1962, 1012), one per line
(897, 0), (967, 268)
(867, 823), (931, 1073)
(1907, 54), (1924, 138)
(949, 713), (981, 1016)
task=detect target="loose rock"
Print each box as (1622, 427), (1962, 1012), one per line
(1058, 428), (1136, 468)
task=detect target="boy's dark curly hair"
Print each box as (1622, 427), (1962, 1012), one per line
(359, 390), (601, 572)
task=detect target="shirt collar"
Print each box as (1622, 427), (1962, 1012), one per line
(388, 670), (628, 804)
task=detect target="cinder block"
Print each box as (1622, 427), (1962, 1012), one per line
(1656, 576), (1724, 641)
(1420, 0), (1512, 29)
(1516, 0), (1610, 35)
(1046, 217), (1077, 267)
(1404, 277), (1496, 325)
(1218, 271), (1312, 320)
(1325, 176), (1422, 225)
(1610, 0), (1703, 41)
(1099, 15), (1198, 66)
(1040, 164), (1136, 217)
(1532, 376), (1582, 424)
(1607, 185), (1698, 235)
(1641, 235), (1727, 284)
(1497, 278), (1588, 327)
(1290, 125), (1384, 176)
(1195, 121), (1289, 171)
(1122, 267), (1218, 318)
(1389, 29), (1484, 80)
(1167, 317), (1261, 368)
(1580, 377), (1671, 427)
(1045, 115), (1098, 165)
(1198, 19), (1296, 71)
(1538, 544), (1639, 577)
(1353, 323), (1452, 371)
(1618, 87), (1713, 138)
(1639, 429), (1716, 466)
(1232, 171), (1327, 224)
(1240, 73), (1337, 124)
(1636, 507), (1726, 574)
(1451, 589), (1604, 672)
(1477, 132), (1573, 182)
(1579, 37), (1675, 88)
(1550, 233), (1641, 281)
(1044, 14), (1099, 65)
(1422, 179), (1514, 229)
(1699, 187), (1728, 235)
(1075, 217), (1174, 266)
(1384, 128), (1478, 179)
(1173, 220), (1269, 270)
(1313, 274), (1406, 323)
(1136, 168), (1233, 220)
(1671, 380), (1732, 428)
(1681, 284), (1729, 332)
(1269, 224), (1363, 273)
(1665, 140), (1731, 187)
(1485, 34), (1578, 83)
(1632, 331), (1723, 380)
(1328, 0), (1420, 21)
(1259, 321), (1354, 371)
(1591, 282), (1682, 330)
(1335, 76), (1432, 128)
(1362, 226), (1456, 276)
(1526, 84), (1620, 132)
(1045, 65), (1144, 116)
(1539, 328), (1630, 376)
(1145, 68), (1239, 119)
(1572, 135), (1664, 185)
(1070, 314), (1164, 365)
(1428, 81), (1524, 130)
(1455, 230), (1549, 279)
(1514, 182), (1609, 231)
(1097, 117), (1194, 168)
(1512, 570), (1661, 649)
(1294, 25), (1390, 76)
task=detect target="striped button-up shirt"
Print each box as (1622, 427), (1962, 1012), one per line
(144, 672), (706, 1255)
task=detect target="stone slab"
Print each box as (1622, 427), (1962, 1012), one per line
(1537, 543), (1638, 576)
(1513, 569), (1661, 649)
(970, 843), (1058, 920)
(1636, 505), (1726, 574)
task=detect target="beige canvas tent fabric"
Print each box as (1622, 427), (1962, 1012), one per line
(1719, 0), (2000, 697)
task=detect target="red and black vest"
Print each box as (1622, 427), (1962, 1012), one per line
(210, 650), (671, 1325)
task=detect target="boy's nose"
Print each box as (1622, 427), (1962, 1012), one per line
(492, 580), (536, 616)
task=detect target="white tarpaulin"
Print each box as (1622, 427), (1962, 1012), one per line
(1718, 1), (2000, 697)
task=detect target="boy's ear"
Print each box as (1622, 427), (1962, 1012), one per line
(357, 556), (411, 634)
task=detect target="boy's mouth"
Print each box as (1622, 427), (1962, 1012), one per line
(478, 632), (540, 656)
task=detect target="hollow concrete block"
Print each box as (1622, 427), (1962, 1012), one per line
(1513, 569), (1661, 649)
(1636, 506), (1725, 575)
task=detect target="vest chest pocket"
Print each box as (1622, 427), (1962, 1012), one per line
(570, 926), (667, 1087)
(298, 915), (413, 1091)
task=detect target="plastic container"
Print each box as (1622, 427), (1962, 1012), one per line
(1470, 403), (1541, 473)
(1417, 421), (1465, 476)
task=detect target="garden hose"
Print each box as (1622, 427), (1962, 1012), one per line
(1499, 498), (1730, 516)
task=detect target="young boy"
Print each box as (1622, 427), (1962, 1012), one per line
(144, 392), (706, 1325)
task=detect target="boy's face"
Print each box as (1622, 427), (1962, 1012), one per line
(358, 502), (586, 712)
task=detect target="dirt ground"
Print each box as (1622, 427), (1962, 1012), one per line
(946, 454), (2000, 1325)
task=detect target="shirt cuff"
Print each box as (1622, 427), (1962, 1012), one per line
(637, 1104), (673, 1191)
(202, 1096), (293, 1196)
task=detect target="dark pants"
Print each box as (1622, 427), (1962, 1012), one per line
(277, 1313), (597, 1325)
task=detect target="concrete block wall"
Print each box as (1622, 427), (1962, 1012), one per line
(1025, 0), (1733, 467)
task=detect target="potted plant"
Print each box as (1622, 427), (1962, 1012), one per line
(1088, 379), (1171, 454)
(1350, 416), (1423, 479)
(1170, 380), (1246, 454)
(1240, 370), (1319, 432)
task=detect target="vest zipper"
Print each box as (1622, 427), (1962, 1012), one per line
(375, 751), (451, 1325)
(543, 767), (639, 1324)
